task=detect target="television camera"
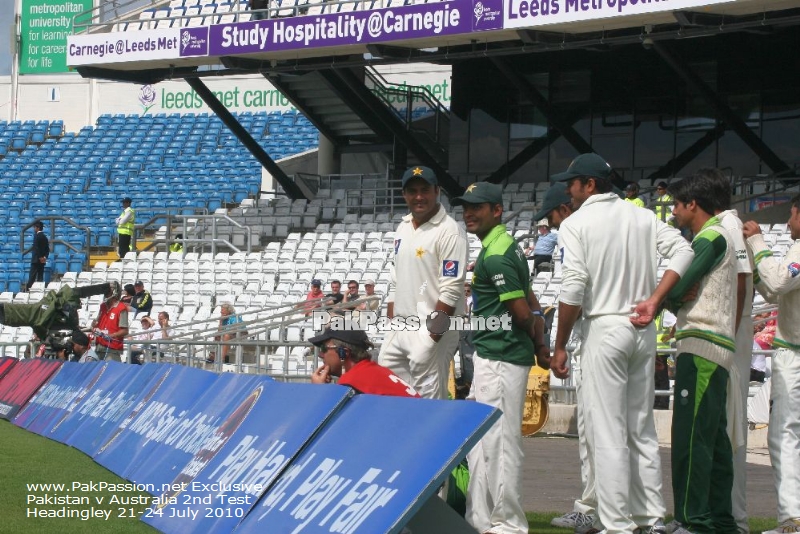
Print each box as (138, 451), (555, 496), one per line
(0, 281), (120, 360)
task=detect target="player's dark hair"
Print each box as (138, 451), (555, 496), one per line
(694, 168), (732, 212)
(791, 193), (800, 211)
(576, 175), (613, 194)
(668, 174), (717, 216)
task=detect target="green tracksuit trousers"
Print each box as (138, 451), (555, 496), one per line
(671, 354), (737, 534)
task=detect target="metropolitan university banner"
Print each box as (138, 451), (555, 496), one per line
(21, 0), (93, 73)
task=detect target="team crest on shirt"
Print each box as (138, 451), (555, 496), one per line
(109, 312), (116, 319)
(394, 239), (401, 255)
(789, 262), (800, 277)
(443, 260), (459, 277)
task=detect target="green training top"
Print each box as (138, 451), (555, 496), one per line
(667, 216), (736, 354)
(471, 224), (535, 366)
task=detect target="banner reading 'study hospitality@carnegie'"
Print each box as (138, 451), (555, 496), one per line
(66, 0), (732, 67)
(67, 0), (475, 67)
(503, 0), (730, 29)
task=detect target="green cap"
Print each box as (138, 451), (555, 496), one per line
(450, 182), (503, 206)
(401, 166), (438, 187)
(532, 183), (571, 221)
(551, 153), (612, 183)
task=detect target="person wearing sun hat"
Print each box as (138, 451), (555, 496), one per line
(357, 279), (379, 313)
(530, 218), (559, 275)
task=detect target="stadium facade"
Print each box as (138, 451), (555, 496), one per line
(5, 0), (800, 198)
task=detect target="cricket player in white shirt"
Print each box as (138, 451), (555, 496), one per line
(550, 153), (695, 534)
(378, 166), (468, 399)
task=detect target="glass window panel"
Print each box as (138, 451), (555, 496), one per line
(634, 98), (676, 173)
(761, 90), (800, 168)
(468, 108), (508, 174)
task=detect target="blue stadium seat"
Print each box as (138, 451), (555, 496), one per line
(51, 255), (67, 275)
(30, 131), (46, 144)
(7, 278), (21, 294)
(48, 121), (64, 137)
(11, 136), (28, 151)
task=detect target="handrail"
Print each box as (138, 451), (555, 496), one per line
(363, 67), (450, 149)
(19, 217), (93, 272)
(73, 0), (250, 34)
(365, 67), (450, 121)
(119, 295), (383, 377)
(176, 213), (253, 254)
(73, 0), (170, 34)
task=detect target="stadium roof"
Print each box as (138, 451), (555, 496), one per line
(68, 0), (800, 80)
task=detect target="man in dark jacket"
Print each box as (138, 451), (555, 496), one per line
(27, 220), (49, 291)
(130, 281), (153, 317)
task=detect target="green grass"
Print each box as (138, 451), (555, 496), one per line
(0, 420), (778, 534)
(0, 420), (155, 533)
(527, 512), (777, 534)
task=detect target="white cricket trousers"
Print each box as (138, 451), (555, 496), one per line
(768, 348), (800, 522)
(574, 347), (597, 517)
(377, 328), (458, 399)
(580, 315), (665, 534)
(466, 354), (530, 534)
(731, 319), (753, 534)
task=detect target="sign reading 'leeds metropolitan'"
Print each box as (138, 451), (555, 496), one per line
(67, 0), (728, 67)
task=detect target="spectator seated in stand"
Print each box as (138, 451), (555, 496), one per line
(207, 302), (247, 364)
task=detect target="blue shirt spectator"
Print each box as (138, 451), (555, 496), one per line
(530, 222), (559, 276)
(533, 227), (559, 256)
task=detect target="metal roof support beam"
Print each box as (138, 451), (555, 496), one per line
(652, 41), (791, 175)
(489, 57), (594, 156)
(486, 107), (586, 183)
(489, 58), (630, 188)
(185, 77), (305, 200)
(647, 124), (727, 181)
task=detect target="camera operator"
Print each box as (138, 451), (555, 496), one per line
(0, 282), (122, 360)
(71, 330), (98, 362)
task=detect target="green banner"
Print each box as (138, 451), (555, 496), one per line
(19, 0), (93, 74)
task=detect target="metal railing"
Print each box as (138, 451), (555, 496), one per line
(364, 67), (450, 150)
(132, 210), (251, 255)
(73, 0), (249, 34)
(175, 213), (254, 254)
(19, 217), (93, 272)
(119, 294), (383, 380)
(312, 171), (405, 217)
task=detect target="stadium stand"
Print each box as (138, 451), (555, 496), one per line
(0, 110), (318, 291)
(0, 182), (793, 380)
